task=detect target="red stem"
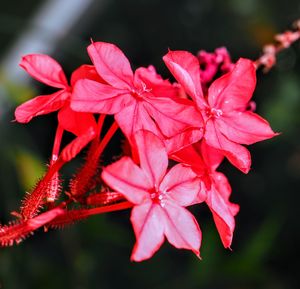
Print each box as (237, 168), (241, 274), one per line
(85, 114), (106, 159)
(81, 201), (133, 215)
(95, 120), (119, 157)
(48, 201), (133, 228)
(42, 158), (65, 185)
(51, 125), (64, 163)
(96, 114), (106, 139)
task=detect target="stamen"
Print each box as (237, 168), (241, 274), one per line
(149, 189), (165, 206)
(206, 107), (223, 118)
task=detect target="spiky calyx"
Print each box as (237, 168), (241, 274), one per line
(0, 208), (64, 247)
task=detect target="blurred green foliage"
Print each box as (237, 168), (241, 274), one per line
(0, 0), (300, 289)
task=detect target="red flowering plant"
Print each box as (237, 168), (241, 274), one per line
(1, 22), (299, 262)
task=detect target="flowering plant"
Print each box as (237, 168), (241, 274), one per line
(1, 22), (299, 262)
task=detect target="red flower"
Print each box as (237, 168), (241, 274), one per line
(163, 51), (278, 173)
(197, 47), (234, 93)
(15, 55), (97, 134)
(172, 140), (239, 248)
(102, 130), (202, 261)
(15, 55), (98, 159)
(15, 54), (70, 123)
(71, 42), (203, 153)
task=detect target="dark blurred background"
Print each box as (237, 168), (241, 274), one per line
(0, 0), (300, 289)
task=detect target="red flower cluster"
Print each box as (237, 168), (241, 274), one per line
(1, 41), (278, 262)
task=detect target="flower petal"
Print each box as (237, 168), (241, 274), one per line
(163, 50), (205, 108)
(0, 208), (64, 247)
(101, 156), (151, 204)
(27, 207), (65, 229)
(15, 90), (68, 123)
(217, 111), (278, 145)
(115, 102), (160, 141)
(20, 54), (68, 88)
(160, 164), (201, 206)
(70, 64), (105, 86)
(71, 79), (132, 114)
(206, 173), (239, 248)
(144, 95), (204, 138)
(164, 127), (203, 155)
(134, 130), (168, 188)
(163, 201), (201, 257)
(213, 172), (239, 215)
(199, 140), (224, 170)
(208, 58), (256, 111)
(130, 203), (165, 262)
(87, 42), (134, 89)
(60, 127), (96, 162)
(170, 144), (205, 168)
(171, 140), (223, 172)
(58, 105), (97, 136)
(205, 119), (251, 173)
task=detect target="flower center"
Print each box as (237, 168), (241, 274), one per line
(131, 81), (152, 100)
(205, 107), (223, 118)
(149, 189), (165, 207)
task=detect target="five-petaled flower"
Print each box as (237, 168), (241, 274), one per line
(172, 140), (239, 248)
(102, 130), (203, 261)
(15, 54), (97, 136)
(71, 42), (204, 154)
(15, 54), (100, 161)
(163, 51), (278, 173)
